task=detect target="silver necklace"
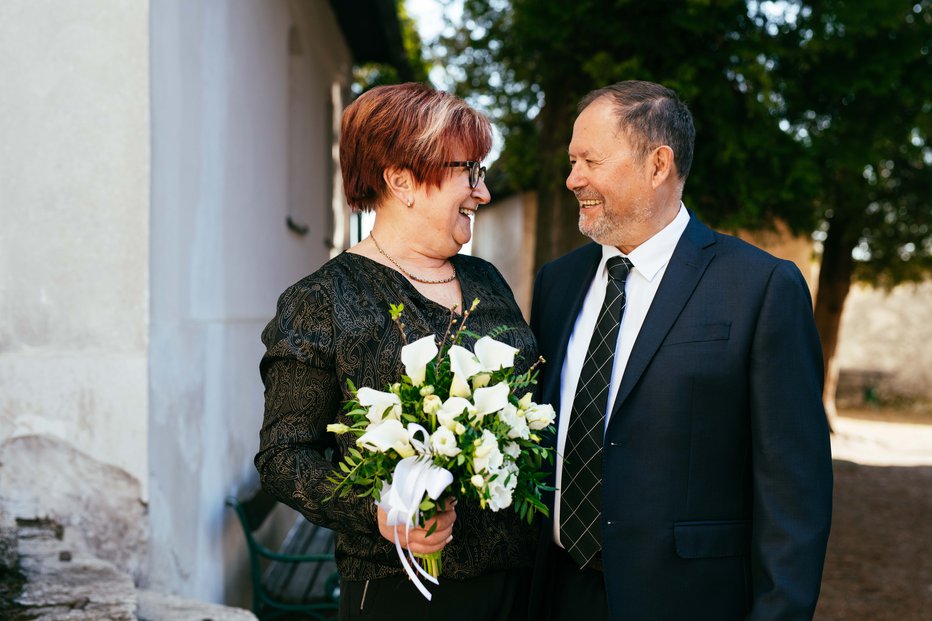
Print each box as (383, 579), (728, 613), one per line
(370, 233), (457, 285)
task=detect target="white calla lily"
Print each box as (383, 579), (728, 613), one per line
(448, 345), (482, 397)
(437, 396), (474, 430)
(357, 387), (402, 424)
(473, 382), (510, 417)
(474, 336), (518, 372)
(401, 335), (438, 386)
(449, 375), (472, 398)
(518, 392), (533, 410)
(357, 419), (415, 458)
(471, 373), (491, 390)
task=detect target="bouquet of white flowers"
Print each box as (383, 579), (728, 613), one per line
(326, 300), (555, 599)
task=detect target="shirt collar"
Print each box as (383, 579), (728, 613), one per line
(600, 203), (690, 281)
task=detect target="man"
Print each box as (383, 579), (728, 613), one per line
(529, 81), (832, 620)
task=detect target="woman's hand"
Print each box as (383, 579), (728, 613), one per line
(377, 498), (457, 555)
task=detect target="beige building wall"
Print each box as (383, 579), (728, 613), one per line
(471, 192), (538, 319)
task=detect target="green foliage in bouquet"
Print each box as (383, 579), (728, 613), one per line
(326, 299), (556, 526)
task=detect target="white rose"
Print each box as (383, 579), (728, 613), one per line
(503, 441), (521, 459)
(357, 419), (414, 458)
(526, 403), (556, 430)
(474, 336), (519, 372)
(401, 335), (438, 386)
(356, 387), (402, 424)
(498, 403), (530, 440)
(422, 394), (442, 415)
(470, 473), (485, 488)
(486, 476), (514, 511)
(473, 429), (503, 473)
(501, 461), (520, 490)
(454, 422), (467, 436)
(430, 426), (462, 457)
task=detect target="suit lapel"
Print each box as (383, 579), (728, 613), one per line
(540, 245), (601, 409)
(609, 217), (716, 419)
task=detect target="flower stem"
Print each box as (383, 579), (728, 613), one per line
(414, 550), (443, 578)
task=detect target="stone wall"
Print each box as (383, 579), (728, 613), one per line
(835, 281), (932, 403)
(0, 435), (257, 619)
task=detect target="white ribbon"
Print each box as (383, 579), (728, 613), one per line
(406, 423), (433, 456)
(377, 455), (453, 600)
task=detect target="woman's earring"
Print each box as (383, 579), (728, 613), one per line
(406, 198), (414, 208)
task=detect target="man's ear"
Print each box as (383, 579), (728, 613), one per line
(650, 146), (675, 189)
(383, 167), (415, 207)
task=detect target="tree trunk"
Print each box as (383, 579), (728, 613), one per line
(813, 215), (856, 426)
(533, 85), (588, 273)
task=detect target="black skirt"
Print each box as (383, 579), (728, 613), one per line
(339, 567), (531, 621)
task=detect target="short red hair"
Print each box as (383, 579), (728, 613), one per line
(340, 82), (493, 212)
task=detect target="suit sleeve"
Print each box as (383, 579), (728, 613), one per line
(529, 265), (546, 341)
(529, 264), (551, 404)
(747, 260), (833, 620)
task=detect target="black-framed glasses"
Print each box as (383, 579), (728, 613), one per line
(444, 161), (486, 189)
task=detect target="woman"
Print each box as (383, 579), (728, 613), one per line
(255, 83), (537, 620)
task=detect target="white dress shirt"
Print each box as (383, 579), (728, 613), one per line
(553, 204), (690, 546)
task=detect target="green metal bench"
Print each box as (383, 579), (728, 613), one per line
(226, 489), (340, 620)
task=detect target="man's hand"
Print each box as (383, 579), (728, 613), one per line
(377, 498), (457, 555)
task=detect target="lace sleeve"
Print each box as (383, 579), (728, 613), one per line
(255, 279), (378, 535)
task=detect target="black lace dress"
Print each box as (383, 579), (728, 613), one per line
(255, 252), (538, 614)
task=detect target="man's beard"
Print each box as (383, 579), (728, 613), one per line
(578, 199), (651, 247)
(578, 210), (616, 244)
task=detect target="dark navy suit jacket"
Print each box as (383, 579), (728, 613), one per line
(529, 215), (832, 620)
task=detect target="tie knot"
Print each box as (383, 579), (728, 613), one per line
(606, 256), (633, 282)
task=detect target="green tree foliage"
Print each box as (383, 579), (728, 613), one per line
(435, 0), (819, 267)
(768, 1), (931, 408)
(435, 0), (931, 409)
(353, 1), (430, 93)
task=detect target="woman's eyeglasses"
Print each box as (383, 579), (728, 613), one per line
(444, 161), (486, 189)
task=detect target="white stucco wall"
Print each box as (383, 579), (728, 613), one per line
(0, 1), (150, 490)
(148, 0), (352, 605)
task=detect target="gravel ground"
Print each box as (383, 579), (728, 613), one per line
(814, 409), (932, 621)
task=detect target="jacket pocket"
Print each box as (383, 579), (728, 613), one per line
(663, 322), (731, 346)
(673, 519), (750, 559)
